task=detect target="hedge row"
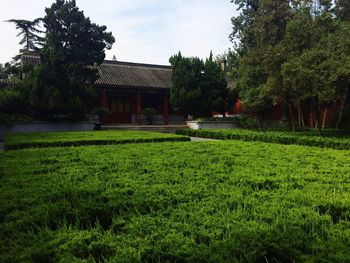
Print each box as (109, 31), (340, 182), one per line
(177, 129), (350, 150)
(5, 130), (190, 150)
(2, 139), (350, 261)
(5, 137), (190, 150)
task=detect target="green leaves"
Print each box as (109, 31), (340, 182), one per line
(19, 0), (116, 119)
(177, 129), (350, 150)
(1, 138), (350, 261)
(4, 130), (190, 150)
(7, 19), (43, 52)
(169, 52), (230, 118)
(230, 0), (350, 129)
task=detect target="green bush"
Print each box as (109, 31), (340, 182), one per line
(0, 112), (34, 126)
(177, 129), (350, 149)
(142, 108), (158, 125)
(0, 88), (29, 115)
(196, 115), (261, 129)
(5, 130), (190, 150)
(1, 140), (350, 261)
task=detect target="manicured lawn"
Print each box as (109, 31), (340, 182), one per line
(4, 130), (190, 149)
(1, 139), (350, 262)
(177, 128), (350, 149)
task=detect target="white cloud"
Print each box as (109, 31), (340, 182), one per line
(0, 0), (238, 65)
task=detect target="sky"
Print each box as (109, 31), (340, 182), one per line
(0, 0), (238, 65)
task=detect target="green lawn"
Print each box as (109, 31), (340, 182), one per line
(1, 138), (350, 262)
(4, 130), (190, 149)
(177, 128), (350, 149)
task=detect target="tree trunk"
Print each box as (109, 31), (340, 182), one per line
(336, 88), (348, 129)
(298, 105), (301, 129)
(288, 104), (295, 132)
(322, 106), (328, 130)
(301, 110), (305, 130)
(308, 99), (313, 128)
(315, 105), (321, 134)
(309, 112), (313, 128)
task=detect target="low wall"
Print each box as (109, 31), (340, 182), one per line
(0, 121), (94, 141)
(187, 121), (240, 130)
(130, 115), (186, 125)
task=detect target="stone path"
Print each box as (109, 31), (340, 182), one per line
(190, 137), (220, 142)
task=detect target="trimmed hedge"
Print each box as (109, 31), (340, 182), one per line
(5, 130), (190, 150)
(2, 140), (350, 262)
(177, 129), (350, 150)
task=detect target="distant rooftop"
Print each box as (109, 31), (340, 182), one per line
(20, 53), (172, 90)
(21, 53), (41, 66)
(96, 60), (172, 89)
(0, 79), (17, 88)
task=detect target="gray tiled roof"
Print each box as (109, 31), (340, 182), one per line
(21, 54), (172, 89)
(0, 79), (17, 88)
(21, 54), (41, 66)
(96, 61), (172, 89)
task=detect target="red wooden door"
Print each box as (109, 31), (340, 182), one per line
(109, 98), (132, 124)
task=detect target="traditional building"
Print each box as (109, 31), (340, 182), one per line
(96, 61), (172, 125)
(17, 53), (178, 125)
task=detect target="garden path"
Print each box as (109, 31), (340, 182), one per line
(190, 137), (220, 142)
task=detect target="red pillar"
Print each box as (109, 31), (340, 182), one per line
(163, 94), (169, 125)
(136, 93), (142, 125)
(100, 88), (109, 124)
(309, 112), (313, 128)
(101, 88), (108, 108)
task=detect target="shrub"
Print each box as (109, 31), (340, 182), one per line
(142, 108), (157, 125)
(1, 140), (350, 261)
(5, 130), (191, 150)
(177, 129), (350, 150)
(0, 88), (29, 115)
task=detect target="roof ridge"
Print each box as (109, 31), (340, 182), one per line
(20, 54), (172, 69)
(23, 55), (40, 58)
(102, 60), (172, 69)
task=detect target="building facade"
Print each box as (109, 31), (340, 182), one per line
(95, 61), (172, 125)
(18, 53), (177, 125)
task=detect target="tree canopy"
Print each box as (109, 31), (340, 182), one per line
(169, 52), (232, 118)
(230, 0), (350, 130)
(0, 63), (19, 80)
(7, 19), (43, 53)
(22, 0), (115, 119)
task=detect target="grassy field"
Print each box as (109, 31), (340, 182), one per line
(1, 136), (350, 262)
(4, 130), (190, 149)
(177, 128), (350, 149)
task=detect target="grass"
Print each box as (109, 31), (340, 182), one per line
(177, 128), (350, 149)
(1, 139), (350, 262)
(4, 130), (190, 149)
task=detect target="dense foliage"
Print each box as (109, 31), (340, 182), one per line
(230, 0), (350, 130)
(6, 19), (43, 55)
(0, 88), (28, 116)
(169, 52), (232, 118)
(29, 0), (115, 119)
(177, 128), (350, 149)
(0, 63), (21, 80)
(1, 139), (350, 262)
(4, 130), (190, 150)
(2, 0), (115, 120)
(196, 115), (261, 129)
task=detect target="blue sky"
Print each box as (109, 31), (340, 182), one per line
(0, 0), (238, 65)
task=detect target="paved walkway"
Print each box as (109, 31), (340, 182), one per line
(190, 137), (220, 142)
